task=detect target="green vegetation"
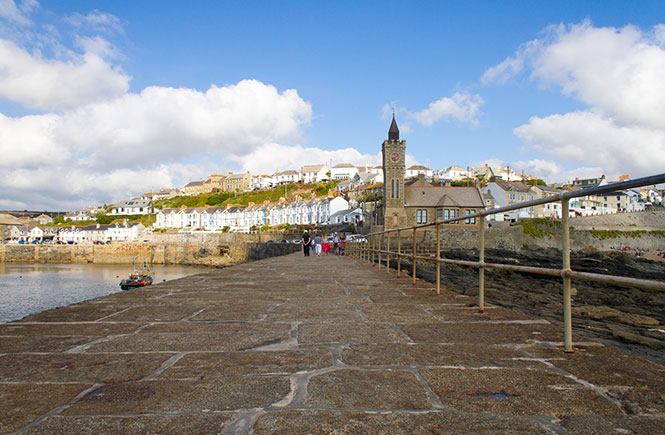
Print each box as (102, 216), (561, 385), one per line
(154, 180), (344, 210)
(527, 178), (547, 186)
(514, 218), (561, 238)
(514, 221), (543, 238)
(95, 212), (113, 225)
(590, 229), (665, 240)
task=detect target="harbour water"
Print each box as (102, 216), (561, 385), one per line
(0, 263), (211, 323)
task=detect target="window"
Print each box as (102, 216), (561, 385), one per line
(416, 209), (428, 224)
(395, 181), (399, 198)
(437, 208), (443, 219)
(464, 209), (476, 224)
(391, 179), (395, 199)
(443, 209), (458, 222)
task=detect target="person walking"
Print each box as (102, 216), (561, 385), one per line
(302, 231), (311, 257)
(333, 232), (340, 255)
(322, 234), (330, 255)
(314, 233), (323, 256)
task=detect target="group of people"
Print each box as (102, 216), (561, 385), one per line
(301, 231), (345, 257)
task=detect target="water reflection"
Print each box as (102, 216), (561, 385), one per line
(0, 263), (211, 323)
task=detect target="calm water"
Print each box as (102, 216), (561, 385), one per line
(0, 263), (211, 323)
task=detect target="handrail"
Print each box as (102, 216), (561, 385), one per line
(348, 172), (665, 352)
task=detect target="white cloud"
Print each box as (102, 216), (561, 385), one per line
(383, 92), (484, 129)
(65, 10), (123, 34)
(412, 92), (484, 126)
(225, 143), (382, 175)
(0, 79), (313, 209)
(0, 0), (34, 25)
(0, 38), (130, 111)
(486, 20), (665, 179)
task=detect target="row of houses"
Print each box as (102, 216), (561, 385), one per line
(6, 222), (146, 244)
(155, 196), (354, 232)
(482, 177), (650, 221)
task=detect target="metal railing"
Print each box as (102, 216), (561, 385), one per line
(348, 173), (665, 352)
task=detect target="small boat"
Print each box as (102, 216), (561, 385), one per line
(120, 258), (153, 290)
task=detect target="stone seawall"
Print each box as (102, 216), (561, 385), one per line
(0, 240), (300, 266)
(418, 225), (665, 252)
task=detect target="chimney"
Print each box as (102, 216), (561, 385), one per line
(327, 190), (334, 197)
(418, 173), (425, 182)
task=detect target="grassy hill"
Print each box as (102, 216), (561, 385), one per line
(153, 180), (342, 210)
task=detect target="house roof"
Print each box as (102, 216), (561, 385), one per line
(407, 165), (431, 171)
(329, 207), (362, 219)
(491, 180), (533, 193)
(113, 199), (153, 208)
(185, 180), (204, 187)
(405, 186), (484, 208)
(302, 164), (325, 172)
(332, 163), (354, 168)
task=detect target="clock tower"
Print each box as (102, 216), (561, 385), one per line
(382, 115), (408, 230)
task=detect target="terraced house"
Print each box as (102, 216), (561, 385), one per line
(155, 196), (348, 232)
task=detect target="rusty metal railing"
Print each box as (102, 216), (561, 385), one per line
(348, 173), (665, 352)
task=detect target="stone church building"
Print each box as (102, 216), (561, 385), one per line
(381, 116), (485, 230)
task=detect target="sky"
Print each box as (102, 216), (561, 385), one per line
(1, 0), (664, 211)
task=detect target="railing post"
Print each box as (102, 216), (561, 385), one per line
(412, 227), (417, 285)
(436, 223), (441, 295)
(562, 198), (573, 352)
(378, 233), (382, 268)
(397, 229), (401, 278)
(479, 215), (485, 313)
(386, 232), (391, 272)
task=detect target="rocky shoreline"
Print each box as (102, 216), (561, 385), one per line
(404, 248), (665, 365)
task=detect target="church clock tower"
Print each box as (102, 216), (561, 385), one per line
(382, 115), (408, 230)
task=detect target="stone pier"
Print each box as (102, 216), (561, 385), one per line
(1, 253), (663, 434)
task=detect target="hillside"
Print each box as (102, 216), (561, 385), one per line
(153, 180), (342, 209)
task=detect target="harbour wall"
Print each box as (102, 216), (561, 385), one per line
(0, 237), (301, 266)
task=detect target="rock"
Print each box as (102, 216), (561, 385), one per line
(573, 305), (660, 328)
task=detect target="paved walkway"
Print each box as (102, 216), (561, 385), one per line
(1, 253), (664, 434)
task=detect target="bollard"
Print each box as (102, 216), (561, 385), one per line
(478, 215), (485, 313)
(562, 199), (573, 352)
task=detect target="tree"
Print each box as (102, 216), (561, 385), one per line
(53, 216), (65, 225)
(96, 213), (113, 225)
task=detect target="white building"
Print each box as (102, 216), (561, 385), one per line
(301, 164), (329, 183)
(155, 197), (349, 232)
(330, 163), (358, 180)
(482, 180), (536, 221)
(273, 170), (300, 185)
(111, 200), (154, 216)
(435, 165), (468, 181)
(405, 165), (433, 179)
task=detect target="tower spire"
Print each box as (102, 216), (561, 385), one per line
(388, 114), (399, 141)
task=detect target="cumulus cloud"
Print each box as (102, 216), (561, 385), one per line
(412, 92), (484, 126)
(0, 38), (130, 110)
(225, 143), (383, 175)
(485, 20), (665, 179)
(383, 92), (484, 129)
(0, 0), (35, 25)
(0, 80), (313, 209)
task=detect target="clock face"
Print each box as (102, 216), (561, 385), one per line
(390, 152), (400, 163)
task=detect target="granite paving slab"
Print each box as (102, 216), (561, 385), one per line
(26, 414), (233, 435)
(65, 377), (290, 414)
(3, 252), (664, 434)
(304, 369), (432, 409)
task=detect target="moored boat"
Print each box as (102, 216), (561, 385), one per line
(120, 258), (153, 290)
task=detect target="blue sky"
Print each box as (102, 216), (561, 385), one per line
(1, 0), (664, 209)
